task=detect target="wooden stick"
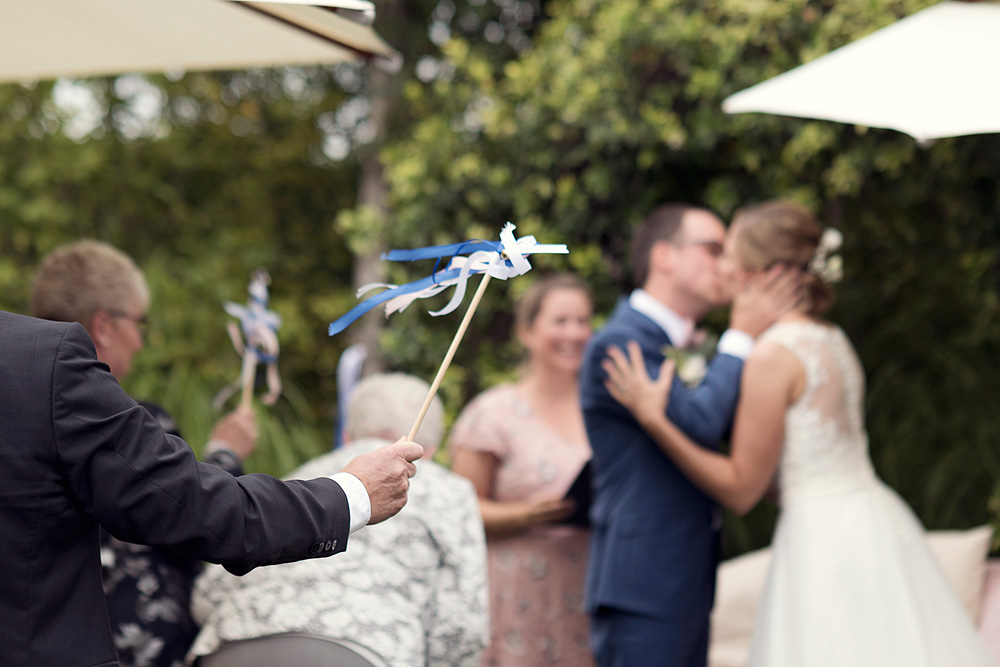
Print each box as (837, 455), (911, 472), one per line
(408, 271), (494, 442)
(240, 349), (258, 409)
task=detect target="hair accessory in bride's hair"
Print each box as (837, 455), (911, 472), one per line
(808, 228), (844, 284)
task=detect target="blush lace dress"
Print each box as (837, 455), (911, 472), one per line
(747, 321), (996, 667)
(448, 384), (594, 667)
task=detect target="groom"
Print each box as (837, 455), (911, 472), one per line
(581, 203), (794, 667)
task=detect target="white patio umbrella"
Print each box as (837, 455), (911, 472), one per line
(0, 0), (400, 85)
(722, 1), (1000, 143)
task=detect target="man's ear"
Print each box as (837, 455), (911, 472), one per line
(88, 309), (113, 349)
(649, 240), (675, 277)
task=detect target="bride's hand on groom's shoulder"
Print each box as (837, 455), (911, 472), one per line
(602, 340), (675, 427)
(730, 264), (803, 338)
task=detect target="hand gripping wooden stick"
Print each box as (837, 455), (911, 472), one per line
(407, 270), (494, 442)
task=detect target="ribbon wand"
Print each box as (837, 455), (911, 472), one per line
(407, 262), (495, 441)
(328, 223), (569, 441)
(214, 269), (283, 411)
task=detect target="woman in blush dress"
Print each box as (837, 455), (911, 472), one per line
(449, 273), (595, 667)
(603, 200), (997, 667)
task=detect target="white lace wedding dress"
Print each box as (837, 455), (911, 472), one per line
(746, 320), (997, 667)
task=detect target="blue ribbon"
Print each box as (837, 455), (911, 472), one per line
(382, 239), (499, 262)
(329, 226), (567, 336)
(328, 266), (465, 336)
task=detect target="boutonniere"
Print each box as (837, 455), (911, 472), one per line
(661, 329), (717, 388)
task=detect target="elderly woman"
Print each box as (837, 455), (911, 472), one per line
(449, 273), (595, 667)
(30, 240), (257, 667)
(189, 373), (489, 667)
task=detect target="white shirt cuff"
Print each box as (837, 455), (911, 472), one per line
(330, 471), (371, 533)
(718, 329), (755, 361)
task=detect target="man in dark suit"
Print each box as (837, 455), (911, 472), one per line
(580, 204), (795, 667)
(0, 308), (422, 667)
(31, 239), (261, 667)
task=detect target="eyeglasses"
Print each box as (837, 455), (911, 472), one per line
(107, 309), (150, 336)
(675, 239), (725, 258)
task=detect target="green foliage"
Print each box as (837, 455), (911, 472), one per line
(376, 0), (1000, 556)
(0, 0), (551, 475)
(124, 364), (329, 478)
(0, 68), (361, 454)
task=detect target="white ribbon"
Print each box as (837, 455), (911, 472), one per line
(354, 223), (568, 321)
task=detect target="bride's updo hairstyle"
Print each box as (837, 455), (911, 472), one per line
(730, 200), (836, 316)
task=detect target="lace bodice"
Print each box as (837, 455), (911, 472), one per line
(758, 321), (877, 505)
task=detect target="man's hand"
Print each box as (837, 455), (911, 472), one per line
(341, 438), (424, 525)
(729, 265), (802, 338)
(208, 406), (257, 460)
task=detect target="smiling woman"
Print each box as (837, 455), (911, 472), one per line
(448, 272), (596, 667)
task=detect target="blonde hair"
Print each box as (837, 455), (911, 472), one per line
(31, 240), (149, 325)
(730, 200), (836, 316)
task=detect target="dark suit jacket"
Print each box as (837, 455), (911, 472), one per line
(0, 311), (351, 667)
(101, 400), (242, 667)
(580, 299), (743, 622)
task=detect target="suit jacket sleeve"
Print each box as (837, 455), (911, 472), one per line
(663, 352), (743, 447)
(51, 323), (351, 575)
(585, 330), (743, 449)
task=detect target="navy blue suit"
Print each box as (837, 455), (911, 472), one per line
(581, 299), (743, 667)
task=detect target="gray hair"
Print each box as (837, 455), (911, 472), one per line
(346, 373), (443, 448)
(31, 240), (149, 325)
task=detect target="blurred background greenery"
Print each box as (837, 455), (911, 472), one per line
(1, 0), (997, 558)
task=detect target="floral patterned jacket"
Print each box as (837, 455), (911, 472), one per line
(187, 437), (489, 667)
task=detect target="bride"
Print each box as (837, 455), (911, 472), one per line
(602, 200), (997, 666)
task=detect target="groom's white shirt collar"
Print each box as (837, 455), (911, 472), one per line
(628, 289), (755, 360)
(628, 289), (694, 348)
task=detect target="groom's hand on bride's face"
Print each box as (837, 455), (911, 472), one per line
(729, 265), (802, 338)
